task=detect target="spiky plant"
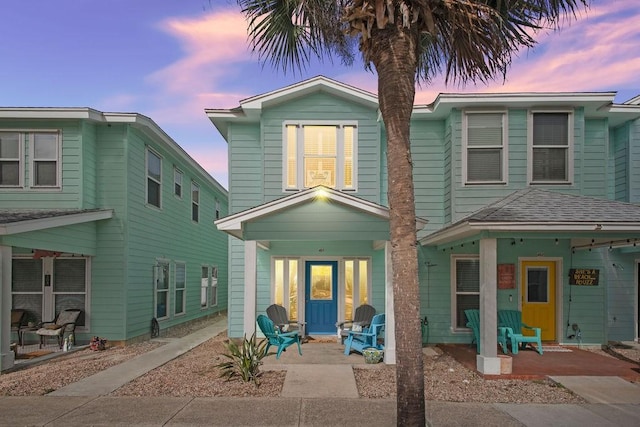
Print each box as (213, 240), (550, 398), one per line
(216, 332), (271, 385)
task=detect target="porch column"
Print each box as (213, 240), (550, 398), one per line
(0, 245), (15, 370)
(384, 241), (396, 364)
(244, 240), (257, 336)
(477, 238), (500, 375)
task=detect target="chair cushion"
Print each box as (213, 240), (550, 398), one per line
(37, 327), (62, 336)
(57, 310), (80, 325)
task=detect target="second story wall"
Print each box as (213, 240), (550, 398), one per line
(228, 122), (262, 215)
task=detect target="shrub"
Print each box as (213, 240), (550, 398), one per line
(215, 332), (270, 385)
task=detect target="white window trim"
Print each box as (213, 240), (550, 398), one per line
(211, 266), (218, 307)
(0, 130), (24, 188)
(174, 261), (186, 316)
(462, 110), (508, 185)
(282, 120), (358, 192)
(450, 254), (480, 333)
(527, 109), (574, 185)
(339, 258), (372, 324)
(201, 264), (211, 309)
(191, 181), (200, 223)
(29, 131), (62, 189)
(146, 147), (162, 209)
(173, 167), (183, 199)
(154, 259), (170, 320)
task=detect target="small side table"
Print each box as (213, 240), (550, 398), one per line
(19, 327), (39, 347)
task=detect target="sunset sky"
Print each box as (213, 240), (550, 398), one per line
(2, 0), (638, 188)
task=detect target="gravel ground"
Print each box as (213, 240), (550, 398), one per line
(1, 321), (638, 402)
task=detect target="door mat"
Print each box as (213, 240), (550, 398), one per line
(541, 346), (572, 352)
(16, 350), (53, 359)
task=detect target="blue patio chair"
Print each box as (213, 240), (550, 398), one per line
(336, 303), (376, 344)
(344, 313), (385, 356)
(257, 314), (302, 359)
(498, 309), (543, 355)
(465, 309), (509, 354)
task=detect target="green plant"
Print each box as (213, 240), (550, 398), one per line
(215, 332), (270, 385)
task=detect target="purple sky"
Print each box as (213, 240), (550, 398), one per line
(2, 0), (638, 188)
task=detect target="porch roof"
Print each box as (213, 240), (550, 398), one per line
(0, 209), (114, 235)
(420, 188), (640, 248)
(215, 186), (427, 241)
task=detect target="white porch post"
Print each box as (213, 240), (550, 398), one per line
(0, 245), (15, 370)
(244, 240), (257, 336)
(384, 241), (396, 364)
(477, 238), (500, 374)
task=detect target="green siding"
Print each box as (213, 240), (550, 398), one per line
(228, 123), (263, 213)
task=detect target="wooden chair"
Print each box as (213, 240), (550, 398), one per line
(266, 304), (306, 337)
(336, 303), (376, 344)
(464, 309), (509, 354)
(35, 309), (82, 349)
(257, 314), (302, 359)
(498, 309), (543, 355)
(344, 313), (385, 356)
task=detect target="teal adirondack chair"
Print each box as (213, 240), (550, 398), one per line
(257, 314), (302, 359)
(465, 309), (509, 354)
(498, 310), (543, 355)
(344, 313), (385, 356)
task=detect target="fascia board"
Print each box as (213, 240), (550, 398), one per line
(0, 209), (114, 235)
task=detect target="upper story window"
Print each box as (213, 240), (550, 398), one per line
(215, 198), (220, 219)
(174, 167), (183, 198)
(146, 148), (162, 208)
(0, 131), (21, 187)
(31, 132), (60, 187)
(191, 181), (200, 222)
(528, 111), (573, 184)
(283, 122), (357, 191)
(463, 112), (507, 184)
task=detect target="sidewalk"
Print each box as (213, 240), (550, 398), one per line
(0, 317), (638, 426)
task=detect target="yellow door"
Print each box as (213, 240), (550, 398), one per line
(520, 261), (556, 341)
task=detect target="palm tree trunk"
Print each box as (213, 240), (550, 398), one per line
(371, 23), (426, 427)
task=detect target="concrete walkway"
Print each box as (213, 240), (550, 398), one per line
(1, 317), (639, 426)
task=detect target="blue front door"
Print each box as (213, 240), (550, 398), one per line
(305, 261), (338, 334)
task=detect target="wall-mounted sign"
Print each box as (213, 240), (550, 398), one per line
(498, 264), (516, 289)
(569, 268), (599, 286)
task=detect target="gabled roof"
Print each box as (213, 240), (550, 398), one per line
(0, 209), (113, 235)
(421, 188), (640, 246)
(206, 76), (379, 139)
(0, 108), (227, 194)
(215, 186), (427, 240)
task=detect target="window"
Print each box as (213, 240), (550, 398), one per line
(529, 111), (572, 183)
(283, 122), (357, 191)
(174, 262), (186, 315)
(215, 198), (221, 220)
(191, 182), (200, 222)
(146, 148), (162, 208)
(343, 259), (371, 321)
(211, 266), (218, 306)
(452, 256), (479, 330)
(154, 261), (170, 319)
(273, 258), (299, 320)
(463, 112), (507, 184)
(31, 132), (60, 187)
(0, 131), (21, 187)
(174, 168), (183, 198)
(53, 258), (87, 326)
(201, 265), (211, 308)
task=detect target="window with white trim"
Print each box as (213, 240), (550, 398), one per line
(283, 122), (357, 191)
(201, 265), (210, 308)
(343, 258), (371, 322)
(154, 261), (170, 319)
(191, 181), (200, 222)
(0, 131), (22, 187)
(529, 111), (572, 183)
(146, 148), (162, 208)
(211, 266), (218, 306)
(174, 262), (186, 315)
(273, 258), (299, 320)
(174, 168), (183, 198)
(215, 198), (220, 220)
(463, 112), (507, 184)
(31, 132), (60, 187)
(452, 256), (479, 330)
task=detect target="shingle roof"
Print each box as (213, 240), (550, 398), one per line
(0, 209), (105, 225)
(464, 188), (640, 224)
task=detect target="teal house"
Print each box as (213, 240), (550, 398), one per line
(0, 108), (228, 371)
(208, 76), (640, 374)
